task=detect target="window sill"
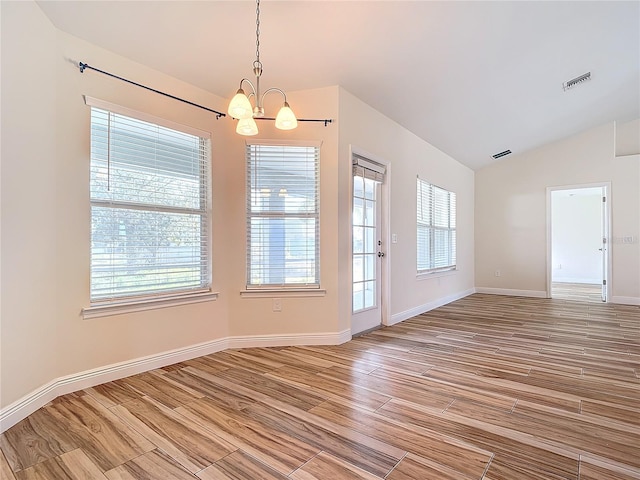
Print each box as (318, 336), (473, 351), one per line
(82, 290), (219, 320)
(417, 269), (458, 281)
(240, 288), (327, 298)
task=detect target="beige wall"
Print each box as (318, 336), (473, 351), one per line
(475, 122), (640, 303)
(1, 1), (232, 408)
(1, 0), (61, 409)
(2, 2), (476, 414)
(224, 87), (342, 338)
(616, 119), (640, 157)
(338, 89), (475, 326)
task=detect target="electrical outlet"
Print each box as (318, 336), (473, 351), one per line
(392, 234), (398, 244)
(272, 298), (282, 312)
(495, 270), (501, 277)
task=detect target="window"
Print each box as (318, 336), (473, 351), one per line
(89, 104), (210, 302)
(417, 178), (456, 273)
(246, 142), (320, 287)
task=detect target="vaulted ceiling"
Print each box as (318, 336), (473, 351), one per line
(37, 1), (640, 170)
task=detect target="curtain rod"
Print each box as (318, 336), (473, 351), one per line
(78, 62), (226, 119)
(254, 117), (333, 126)
(78, 62), (333, 126)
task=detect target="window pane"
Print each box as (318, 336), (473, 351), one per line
(353, 197), (364, 226)
(91, 208), (205, 299)
(364, 200), (376, 227)
(353, 283), (364, 312)
(364, 253), (375, 281)
(90, 108), (209, 302)
(417, 178), (456, 273)
(364, 227), (376, 254)
(353, 255), (364, 282)
(363, 281), (376, 309)
(247, 144), (320, 287)
(353, 226), (364, 254)
(249, 217), (317, 285)
(364, 178), (375, 200)
(354, 176), (364, 198)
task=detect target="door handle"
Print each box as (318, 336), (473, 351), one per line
(378, 252), (385, 258)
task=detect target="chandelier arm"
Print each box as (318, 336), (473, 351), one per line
(260, 87), (287, 106)
(239, 78), (257, 97)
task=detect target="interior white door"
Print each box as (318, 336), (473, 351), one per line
(352, 171), (383, 335)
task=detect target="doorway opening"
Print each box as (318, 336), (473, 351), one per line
(547, 184), (610, 302)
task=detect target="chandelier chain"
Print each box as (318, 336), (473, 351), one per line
(255, 0), (261, 65)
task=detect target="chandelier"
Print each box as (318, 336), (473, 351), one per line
(228, 0), (297, 136)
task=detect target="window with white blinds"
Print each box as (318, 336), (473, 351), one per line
(417, 178), (457, 273)
(246, 143), (320, 287)
(89, 106), (210, 302)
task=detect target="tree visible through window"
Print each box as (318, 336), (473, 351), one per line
(89, 107), (210, 302)
(417, 178), (456, 273)
(246, 143), (320, 287)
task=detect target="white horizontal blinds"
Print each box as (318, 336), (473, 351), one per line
(417, 177), (457, 273)
(90, 107), (210, 302)
(352, 154), (385, 183)
(247, 143), (320, 287)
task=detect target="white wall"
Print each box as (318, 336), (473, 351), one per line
(1, 0), (61, 412)
(1, 1), (232, 411)
(616, 119), (640, 157)
(2, 2), (476, 423)
(338, 88), (475, 327)
(551, 191), (603, 284)
(476, 122), (640, 303)
(224, 86), (343, 339)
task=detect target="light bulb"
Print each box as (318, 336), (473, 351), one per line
(228, 89), (253, 119)
(236, 117), (258, 136)
(275, 102), (298, 130)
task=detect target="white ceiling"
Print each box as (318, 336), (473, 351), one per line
(37, 1), (640, 170)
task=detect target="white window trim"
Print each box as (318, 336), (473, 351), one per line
(84, 96), (211, 139)
(245, 139), (323, 290)
(239, 288), (326, 298)
(85, 97), (213, 310)
(417, 268), (458, 280)
(246, 139), (323, 148)
(82, 290), (219, 320)
(416, 177), (457, 274)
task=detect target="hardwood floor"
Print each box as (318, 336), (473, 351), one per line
(2, 294), (639, 479)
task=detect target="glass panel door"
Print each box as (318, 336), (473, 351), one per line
(352, 169), (383, 335)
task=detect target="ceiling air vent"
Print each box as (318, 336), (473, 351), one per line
(492, 149), (512, 159)
(563, 72), (591, 91)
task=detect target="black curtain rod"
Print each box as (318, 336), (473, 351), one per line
(253, 117), (333, 126)
(78, 62), (226, 119)
(78, 62), (333, 126)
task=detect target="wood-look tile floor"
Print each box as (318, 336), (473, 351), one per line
(2, 294), (639, 479)
(552, 282), (604, 303)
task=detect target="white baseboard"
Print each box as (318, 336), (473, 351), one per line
(0, 330), (349, 433)
(610, 296), (640, 306)
(552, 278), (601, 285)
(474, 287), (548, 298)
(388, 288), (475, 326)
(228, 329), (351, 349)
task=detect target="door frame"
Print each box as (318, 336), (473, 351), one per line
(350, 146), (391, 331)
(546, 182), (611, 301)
